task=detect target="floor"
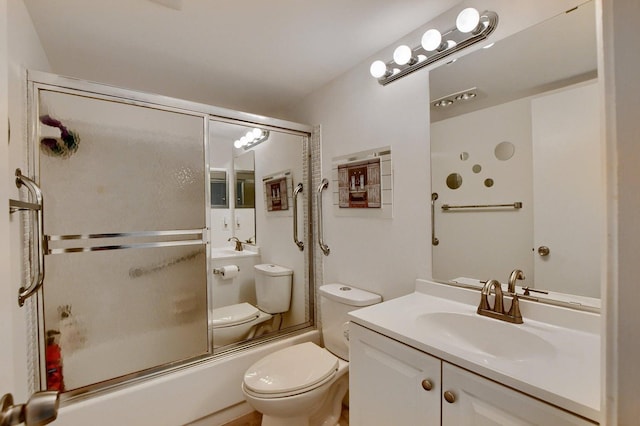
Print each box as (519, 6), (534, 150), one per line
(222, 406), (350, 426)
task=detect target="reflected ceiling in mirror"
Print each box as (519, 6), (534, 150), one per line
(429, 1), (601, 310)
(430, 2), (596, 123)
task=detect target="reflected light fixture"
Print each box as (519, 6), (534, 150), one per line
(370, 8), (498, 86)
(432, 87), (478, 108)
(234, 128), (270, 150)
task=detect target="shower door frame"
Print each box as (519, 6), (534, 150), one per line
(25, 70), (317, 402)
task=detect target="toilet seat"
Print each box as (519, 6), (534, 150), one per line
(243, 342), (339, 398)
(210, 303), (260, 329)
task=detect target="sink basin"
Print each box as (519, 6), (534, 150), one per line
(416, 312), (556, 361)
(211, 246), (259, 259)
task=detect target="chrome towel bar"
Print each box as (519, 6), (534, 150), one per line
(317, 178), (330, 256)
(441, 201), (523, 211)
(431, 192), (439, 246)
(292, 182), (304, 251)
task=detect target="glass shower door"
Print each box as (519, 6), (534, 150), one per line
(35, 88), (209, 394)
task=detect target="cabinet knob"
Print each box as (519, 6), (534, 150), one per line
(443, 390), (456, 404)
(421, 379), (433, 391)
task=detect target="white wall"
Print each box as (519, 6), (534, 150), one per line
(600, 0), (640, 423)
(0, 0), (12, 398)
(2, 0), (51, 402)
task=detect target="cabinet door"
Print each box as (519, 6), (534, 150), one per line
(349, 323), (441, 425)
(441, 363), (595, 425)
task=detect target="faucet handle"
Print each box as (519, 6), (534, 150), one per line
(507, 293), (523, 324)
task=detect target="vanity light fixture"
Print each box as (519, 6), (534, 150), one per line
(370, 8), (498, 86)
(234, 128), (270, 150)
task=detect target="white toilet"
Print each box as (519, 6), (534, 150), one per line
(210, 264), (293, 348)
(242, 283), (381, 426)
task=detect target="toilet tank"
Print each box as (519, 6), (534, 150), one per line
(254, 264), (293, 314)
(319, 284), (382, 360)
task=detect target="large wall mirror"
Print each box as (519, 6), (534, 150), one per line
(430, 1), (602, 308)
(208, 119), (310, 352)
(235, 151), (255, 210)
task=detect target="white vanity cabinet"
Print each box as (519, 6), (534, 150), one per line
(441, 362), (594, 425)
(349, 322), (441, 425)
(350, 323), (596, 426)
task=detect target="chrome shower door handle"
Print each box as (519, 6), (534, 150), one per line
(317, 178), (330, 256)
(293, 183), (304, 251)
(14, 169), (45, 307)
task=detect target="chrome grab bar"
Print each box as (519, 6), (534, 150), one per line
(431, 192), (439, 246)
(293, 183), (304, 251)
(11, 169), (45, 307)
(316, 178), (330, 256)
(441, 201), (523, 211)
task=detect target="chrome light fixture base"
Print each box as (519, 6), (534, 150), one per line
(373, 10), (498, 86)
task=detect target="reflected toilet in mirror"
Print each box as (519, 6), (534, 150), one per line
(208, 118), (309, 352)
(209, 264), (292, 348)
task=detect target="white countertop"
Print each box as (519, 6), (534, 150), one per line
(348, 279), (601, 423)
(211, 245), (260, 259)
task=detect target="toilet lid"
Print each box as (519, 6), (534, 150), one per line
(210, 303), (260, 328)
(243, 342), (338, 395)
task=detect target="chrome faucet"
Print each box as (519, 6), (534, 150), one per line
(477, 278), (523, 324)
(228, 237), (243, 251)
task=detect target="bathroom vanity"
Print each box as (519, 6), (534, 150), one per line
(348, 280), (600, 425)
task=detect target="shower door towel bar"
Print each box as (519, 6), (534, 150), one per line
(441, 201), (523, 211)
(45, 229), (206, 254)
(8, 169), (45, 306)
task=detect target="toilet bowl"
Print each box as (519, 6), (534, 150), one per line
(243, 342), (348, 426)
(210, 302), (272, 348)
(242, 284), (381, 426)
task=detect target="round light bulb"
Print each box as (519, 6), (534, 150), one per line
(252, 128), (262, 138)
(370, 60), (388, 79)
(421, 29), (443, 52)
(234, 139), (243, 148)
(240, 136), (248, 146)
(393, 45), (413, 66)
(456, 8), (481, 33)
